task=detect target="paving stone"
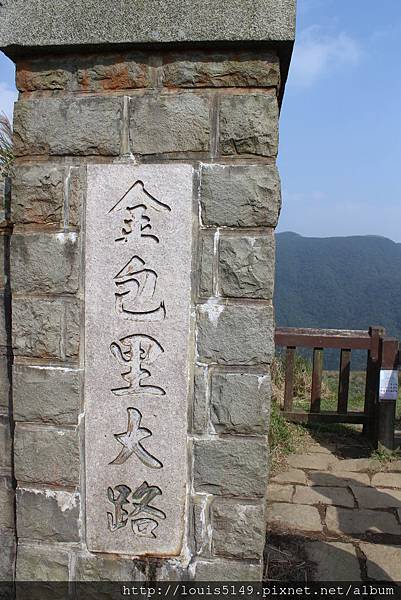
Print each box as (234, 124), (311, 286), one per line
(267, 484), (293, 503)
(385, 460), (401, 472)
(360, 543), (401, 581)
(308, 471), (371, 487)
(271, 469), (307, 485)
(307, 443), (336, 454)
(219, 93), (278, 157)
(372, 473), (401, 488)
(200, 164), (281, 228)
(331, 458), (377, 473)
(130, 93), (210, 155)
(288, 453), (334, 471)
(326, 507), (401, 535)
(306, 542), (361, 581)
(267, 503), (322, 532)
(17, 488), (80, 542)
(14, 96), (123, 156)
(351, 485), (401, 508)
(17, 545), (69, 580)
(194, 559), (262, 581)
(293, 486), (354, 508)
(212, 500), (265, 559)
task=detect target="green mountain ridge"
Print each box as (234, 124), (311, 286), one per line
(274, 232), (401, 367)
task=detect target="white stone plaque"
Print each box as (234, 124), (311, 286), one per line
(85, 164), (194, 555)
(379, 369), (398, 401)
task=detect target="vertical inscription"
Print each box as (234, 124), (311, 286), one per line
(85, 165), (193, 555)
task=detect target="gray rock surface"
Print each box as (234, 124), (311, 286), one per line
(219, 234), (275, 299)
(75, 554), (146, 581)
(194, 559), (262, 581)
(197, 303), (274, 365)
(13, 365), (81, 425)
(219, 93), (278, 157)
(193, 438), (268, 497)
(14, 97), (122, 156)
(11, 165), (65, 226)
(305, 542), (361, 581)
(212, 500), (265, 559)
(211, 372), (270, 434)
(0, 1), (296, 49)
(162, 51), (280, 88)
(198, 231), (214, 297)
(130, 94), (210, 155)
(16, 488), (80, 542)
(14, 425), (79, 485)
(200, 164), (281, 227)
(11, 233), (79, 294)
(16, 545), (70, 581)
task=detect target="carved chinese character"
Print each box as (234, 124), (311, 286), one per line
(114, 255), (166, 321)
(110, 334), (165, 396)
(110, 407), (162, 469)
(109, 180), (171, 244)
(107, 482), (166, 538)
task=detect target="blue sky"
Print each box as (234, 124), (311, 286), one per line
(1, 0), (401, 241)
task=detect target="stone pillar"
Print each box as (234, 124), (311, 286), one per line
(0, 0), (295, 582)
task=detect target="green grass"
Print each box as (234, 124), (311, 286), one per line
(269, 354), (401, 473)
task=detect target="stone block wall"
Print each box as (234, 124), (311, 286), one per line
(0, 178), (16, 580)
(6, 47), (282, 581)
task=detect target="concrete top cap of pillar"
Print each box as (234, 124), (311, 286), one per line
(0, 0), (296, 56)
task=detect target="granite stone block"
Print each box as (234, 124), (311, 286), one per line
(197, 303), (274, 365)
(219, 234), (275, 299)
(211, 372), (270, 434)
(200, 164), (281, 227)
(11, 164), (65, 226)
(194, 438), (268, 497)
(130, 93), (210, 155)
(219, 93), (278, 157)
(14, 425), (79, 486)
(162, 51), (280, 88)
(16, 487), (80, 542)
(11, 232), (79, 294)
(13, 365), (81, 425)
(212, 499), (265, 559)
(14, 96), (123, 156)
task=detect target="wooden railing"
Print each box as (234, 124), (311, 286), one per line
(275, 326), (399, 448)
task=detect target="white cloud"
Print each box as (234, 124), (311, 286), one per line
(0, 82), (18, 121)
(289, 26), (362, 87)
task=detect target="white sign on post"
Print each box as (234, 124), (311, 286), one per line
(379, 369), (398, 401)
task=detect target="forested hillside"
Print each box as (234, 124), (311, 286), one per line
(275, 233), (401, 361)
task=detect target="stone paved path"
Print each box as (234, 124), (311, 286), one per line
(266, 439), (401, 581)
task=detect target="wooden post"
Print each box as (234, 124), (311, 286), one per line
(337, 349), (351, 414)
(311, 347), (323, 413)
(377, 337), (399, 451)
(363, 326), (385, 440)
(283, 346), (296, 411)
